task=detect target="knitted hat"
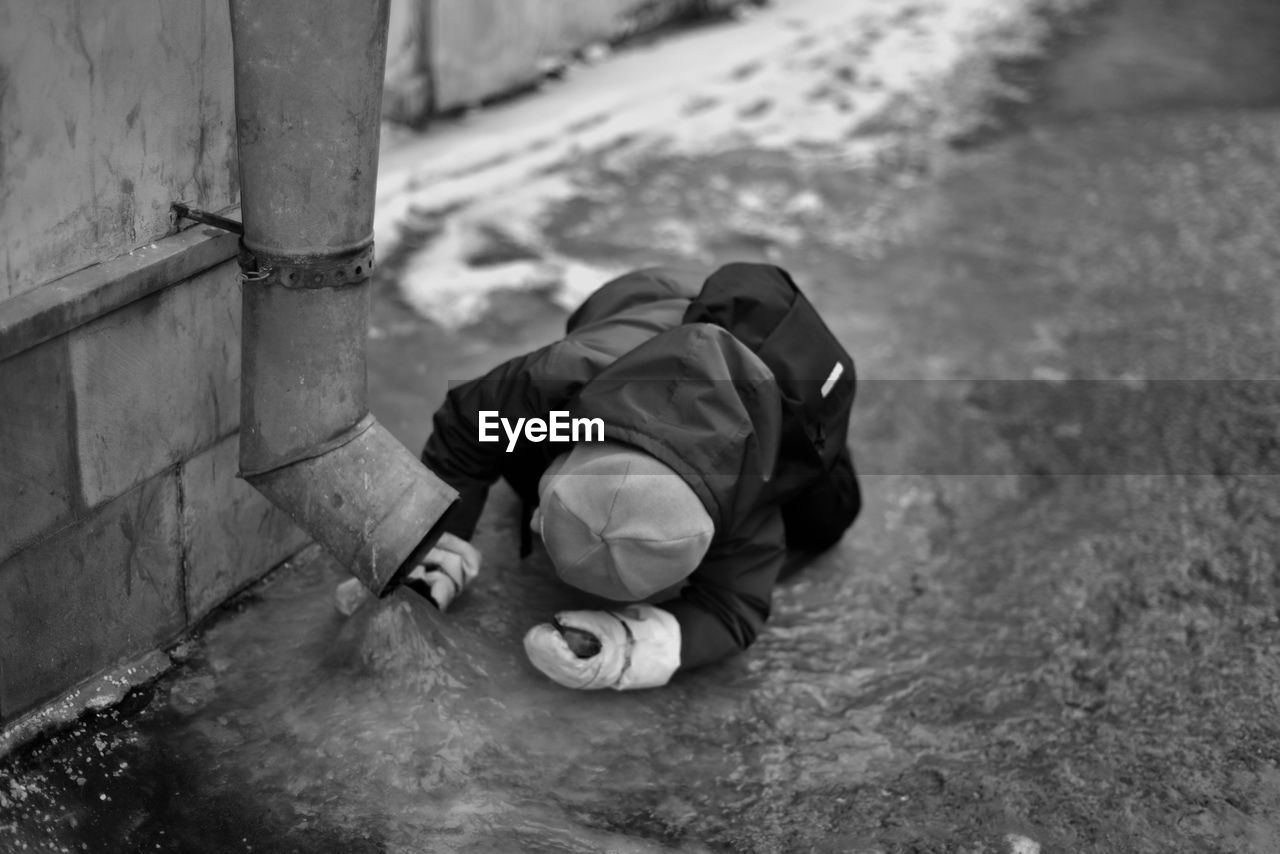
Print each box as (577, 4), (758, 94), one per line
(538, 441), (714, 601)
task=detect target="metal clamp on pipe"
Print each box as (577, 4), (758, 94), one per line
(238, 243), (376, 290)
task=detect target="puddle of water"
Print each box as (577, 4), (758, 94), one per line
(0, 498), (917, 852)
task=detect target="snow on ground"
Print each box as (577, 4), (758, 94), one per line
(374, 0), (1091, 329)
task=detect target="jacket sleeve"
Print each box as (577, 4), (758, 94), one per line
(657, 507), (786, 671)
(781, 444), (862, 553)
(421, 341), (600, 540)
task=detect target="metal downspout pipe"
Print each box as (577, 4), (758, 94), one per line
(227, 0), (457, 595)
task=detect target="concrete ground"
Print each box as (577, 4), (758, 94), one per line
(4, 0), (1280, 851)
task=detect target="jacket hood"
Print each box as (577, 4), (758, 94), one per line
(568, 323), (782, 531)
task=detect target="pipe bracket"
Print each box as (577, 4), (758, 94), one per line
(172, 203), (245, 235)
(238, 242), (375, 289)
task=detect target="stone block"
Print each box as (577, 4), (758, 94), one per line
(0, 474), (184, 718)
(181, 434), (310, 621)
(429, 0), (547, 111)
(0, 337), (78, 563)
(1, 0), (237, 299)
(70, 261), (241, 507)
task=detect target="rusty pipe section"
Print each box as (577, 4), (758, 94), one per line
(229, 0), (456, 594)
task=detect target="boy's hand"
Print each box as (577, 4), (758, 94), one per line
(523, 605), (681, 690)
(333, 533), (482, 616)
(402, 533), (482, 612)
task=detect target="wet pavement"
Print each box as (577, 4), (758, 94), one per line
(5, 0), (1280, 851)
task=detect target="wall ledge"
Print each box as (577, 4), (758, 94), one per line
(0, 543), (313, 759)
(0, 648), (172, 759)
(0, 212), (241, 364)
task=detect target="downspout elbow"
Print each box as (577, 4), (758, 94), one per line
(241, 411), (456, 596)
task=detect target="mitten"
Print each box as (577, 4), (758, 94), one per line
(401, 533), (481, 611)
(523, 605), (681, 690)
(333, 533), (481, 616)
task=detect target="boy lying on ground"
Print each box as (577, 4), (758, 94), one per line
(337, 262), (862, 690)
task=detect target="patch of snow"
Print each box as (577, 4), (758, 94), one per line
(375, 0), (1092, 329)
(393, 173), (626, 328)
(1005, 834), (1043, 854)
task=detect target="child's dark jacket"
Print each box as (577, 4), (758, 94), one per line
(422, 264), (861, 670)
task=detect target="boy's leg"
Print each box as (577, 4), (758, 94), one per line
(781, 446), (862, 556)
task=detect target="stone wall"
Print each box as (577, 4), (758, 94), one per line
(0, 0), (307, 731)
(0, 238), (310, 726)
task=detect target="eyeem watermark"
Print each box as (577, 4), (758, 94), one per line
(478, 410), (604, 453)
